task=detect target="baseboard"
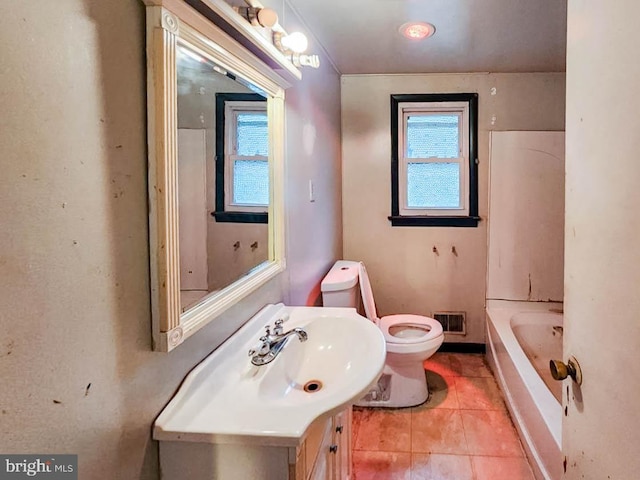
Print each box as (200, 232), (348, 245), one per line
(439, 342), (486, 354)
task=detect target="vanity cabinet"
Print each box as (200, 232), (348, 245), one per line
(299, 408), (351, 480)
(158, 407), (352, 480)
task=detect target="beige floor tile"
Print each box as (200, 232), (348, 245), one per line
(353, 351), (534, 480)
(411, 453), (474, 480)
(423, 353), (460, 377)
(460, 410), (524, 457)
(353, 450), (411, 480)
(354, 408), (412, 452)
(471, 456), (535, 480)
(454, 376), (506, 411)
(411, 408), (468, 454)
(413, 372), (458, 410)
(448, 353), (493, 377)
(353, 407), (364, 450)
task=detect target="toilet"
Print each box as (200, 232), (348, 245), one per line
(321, 260), (444, 408)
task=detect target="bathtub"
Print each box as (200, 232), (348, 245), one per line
(486, 300), (563, 480)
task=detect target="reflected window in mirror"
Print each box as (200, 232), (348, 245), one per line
(215, 93), (269, 223)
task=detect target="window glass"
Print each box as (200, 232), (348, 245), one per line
(233, 159), (269, 205)
(236, 113), (268, 156)
(407, 162), (460, 208)
(406, 114), (459, 158)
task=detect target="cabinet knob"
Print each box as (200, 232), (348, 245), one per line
(329, 444), (338, 454)
(335, 425), (343, 434)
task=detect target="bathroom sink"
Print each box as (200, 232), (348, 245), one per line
(258, 316), (383, 405)
(153, 304), (386, 446)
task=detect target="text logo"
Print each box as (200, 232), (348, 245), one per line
(0, 455), (77, 479)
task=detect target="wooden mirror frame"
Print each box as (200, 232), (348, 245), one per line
(143, 0), (289, 352)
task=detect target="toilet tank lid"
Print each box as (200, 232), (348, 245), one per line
(321, 260), (360, 292)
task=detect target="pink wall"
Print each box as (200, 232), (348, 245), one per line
(281, 3), (343, 306)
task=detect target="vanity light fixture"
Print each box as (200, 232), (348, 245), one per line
(290, 53), (320, 69)
(234, 6), (279, 28)
(273, 31), (320, 69)
(273, 31), (308, 54)
(399, 21), (436, 40)
(232, 0), (317, 69)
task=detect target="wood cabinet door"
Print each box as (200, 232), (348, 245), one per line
(332, 408), (352, 480)
(308, 422), (333, 480)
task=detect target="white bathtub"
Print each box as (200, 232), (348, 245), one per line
(486, 300), (563, 480)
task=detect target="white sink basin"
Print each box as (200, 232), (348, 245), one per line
(153, 304), (386, 446)
(258, 316), (380, 404)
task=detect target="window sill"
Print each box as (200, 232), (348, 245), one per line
(388, 215), (481, 227)
(212, 211), (268, 224)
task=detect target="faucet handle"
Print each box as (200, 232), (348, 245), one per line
(249, 336), (270, 357)
(273, 319), (284, 335)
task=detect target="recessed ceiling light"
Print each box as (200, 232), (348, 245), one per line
(399, 22), (436, 40)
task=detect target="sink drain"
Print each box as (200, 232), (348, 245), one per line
(303, 380), (323, 393)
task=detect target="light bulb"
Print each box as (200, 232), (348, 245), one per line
(281, 32), (308, 53)
(290, 53), (320, 69)
(234, 7), (278, 28)
(256, 8), (278, 28)
(399, 22), (436, 40)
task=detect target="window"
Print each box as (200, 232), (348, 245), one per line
(390, 93), (479, 227)
(214, 93), (268, 223)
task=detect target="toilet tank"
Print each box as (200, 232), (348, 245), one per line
(321, 260), (361, 308)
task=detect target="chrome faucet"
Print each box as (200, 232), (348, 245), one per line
(248, 318), (308, 366)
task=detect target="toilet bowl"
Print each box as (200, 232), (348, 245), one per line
(321, 260), (444, 408)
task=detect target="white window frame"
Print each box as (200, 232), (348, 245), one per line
(223, 101), (268, 213)
(398, 101), (470, 217)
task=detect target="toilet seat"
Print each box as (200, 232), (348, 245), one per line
(357, 262), (444, 354)
(380, 314), (444, 354)
(379, 314), (443, 344)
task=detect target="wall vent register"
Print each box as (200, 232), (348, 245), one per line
(433, 312), (466, 334)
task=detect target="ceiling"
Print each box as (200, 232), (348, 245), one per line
(283, 0), (567, 75)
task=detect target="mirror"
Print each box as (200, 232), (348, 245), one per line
(176, 44), (269, 312)
(144, 2), (288, 351)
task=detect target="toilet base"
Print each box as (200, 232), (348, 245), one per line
(354, 361), (429, 408)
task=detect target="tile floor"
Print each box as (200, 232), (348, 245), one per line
(352, 353), (535, 480)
